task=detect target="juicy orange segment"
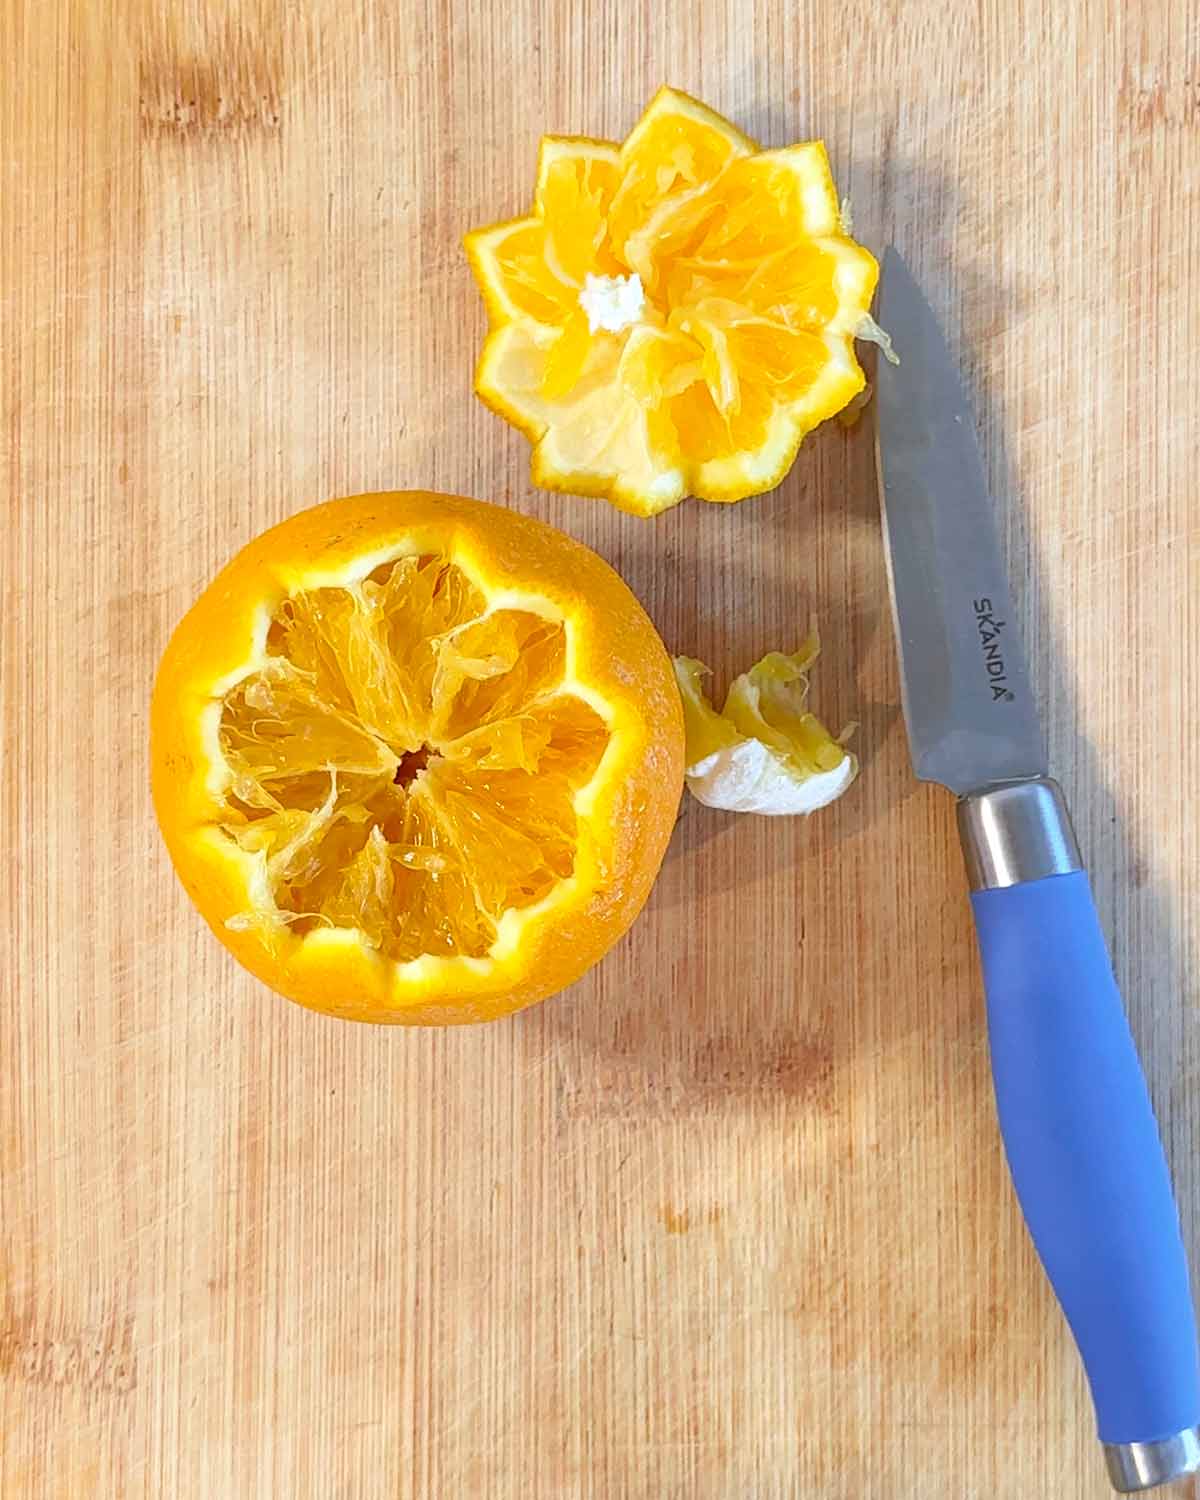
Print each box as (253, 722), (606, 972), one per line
(218, 583), (595, 962)
(151, 493), (685, 1024)
(465, 87), (880, 515)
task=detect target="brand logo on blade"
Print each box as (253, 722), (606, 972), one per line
(974, 599), (1015, 702)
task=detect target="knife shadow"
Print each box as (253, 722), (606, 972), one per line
(955, 326), (1200, 1214)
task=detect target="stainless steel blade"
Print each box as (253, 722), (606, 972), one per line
(873, 249), (1046, 795)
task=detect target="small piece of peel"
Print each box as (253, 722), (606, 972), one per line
(674, 640), (856, 815)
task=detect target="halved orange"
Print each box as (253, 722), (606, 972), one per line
(465, 87), (881, 515)
(150, 493), (684, 1024)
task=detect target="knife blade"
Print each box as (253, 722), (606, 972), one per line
(874, 250), (1044, 794)
(873, 248), (1200, 1494)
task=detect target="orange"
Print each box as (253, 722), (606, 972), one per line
(150, 493), (684, 1024)
(465, 87), (881, 515)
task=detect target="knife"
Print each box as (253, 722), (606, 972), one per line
(873, 249), (1200, 1492)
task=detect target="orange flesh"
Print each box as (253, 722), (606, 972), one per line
(216, 555), (611, 963)
(465, 92), (879, 512)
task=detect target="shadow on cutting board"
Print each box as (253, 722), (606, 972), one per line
(517, 376), (913, 1121)
(517, 237), (1198, 1250)
(612, 412), (906, 884)
(498, 144), (1199, 1500)
(509, 260), (1198, 1500)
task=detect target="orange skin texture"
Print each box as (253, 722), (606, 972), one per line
(150, 492), (685, 1024)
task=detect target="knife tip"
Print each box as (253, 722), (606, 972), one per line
(878, 244), (913, 291)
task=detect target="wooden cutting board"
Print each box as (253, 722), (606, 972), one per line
(3, 1), (1198, 1495)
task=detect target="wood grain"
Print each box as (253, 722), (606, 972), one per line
(2, 0), (1198, 1495)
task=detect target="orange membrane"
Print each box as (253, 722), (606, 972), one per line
(216, 556), (610, 962)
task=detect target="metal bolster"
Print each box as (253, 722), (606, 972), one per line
(1103, 1427), (1200, 1492)
(956, 777), (1082, 891)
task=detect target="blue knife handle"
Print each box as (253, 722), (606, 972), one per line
(959, 782), (1200, 1487)
(973, 871), (1199, 1442)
